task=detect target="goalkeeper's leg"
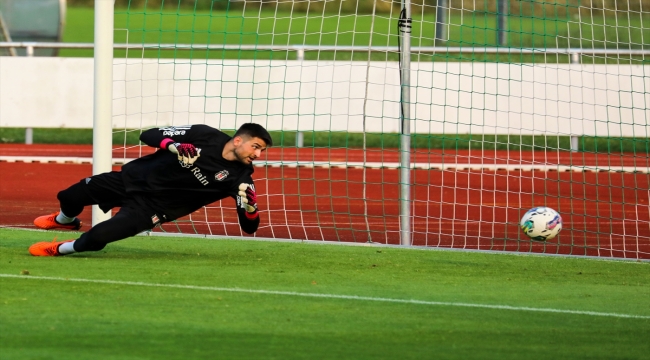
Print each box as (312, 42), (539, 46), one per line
(34, 172), (126, 231)
(30, 203), (160, 256)
(32, 182), (92, 231)
(70, 204), (159, 253)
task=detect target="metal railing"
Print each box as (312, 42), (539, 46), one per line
(1, 41), (649, 61)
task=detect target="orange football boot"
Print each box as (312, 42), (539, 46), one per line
(34, 212), (82, 231)
(29, 238), (75, 257)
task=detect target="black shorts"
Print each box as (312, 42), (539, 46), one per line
(80, 171), (166, 225)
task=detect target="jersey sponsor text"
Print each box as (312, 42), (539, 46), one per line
(162, 130), (186, 136)
(191, 167), (210, 186)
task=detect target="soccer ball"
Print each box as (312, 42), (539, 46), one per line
(519, 207), (562, 241)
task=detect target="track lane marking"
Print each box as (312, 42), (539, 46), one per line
(1, 274), (648, 320)
(2, 156), (647, 173)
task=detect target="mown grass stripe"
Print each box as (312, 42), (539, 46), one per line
(2, 274), (648, 320)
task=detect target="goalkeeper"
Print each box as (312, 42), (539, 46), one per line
(28, 123), (272, 257)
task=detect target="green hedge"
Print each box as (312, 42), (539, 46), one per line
(65, 0), (650, 16)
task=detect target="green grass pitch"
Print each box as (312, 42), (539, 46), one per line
(0, 228), (648, 359)
(60, 7), (649, 63)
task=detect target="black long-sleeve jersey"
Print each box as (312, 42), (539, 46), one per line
(121, 124), (260, 234)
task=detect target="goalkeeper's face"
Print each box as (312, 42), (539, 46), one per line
(233, 136), (268, 164)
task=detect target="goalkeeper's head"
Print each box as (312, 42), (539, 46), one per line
(230, 123), (273, 165)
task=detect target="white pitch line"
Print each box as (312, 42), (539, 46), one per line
(1, 274), (648, 320)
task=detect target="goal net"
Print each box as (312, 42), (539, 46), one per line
(111, 0), (649, 259)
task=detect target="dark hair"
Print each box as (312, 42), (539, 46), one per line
(234, 123), (273, 147)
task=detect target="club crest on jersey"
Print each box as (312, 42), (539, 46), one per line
(215, 170), (229, 181)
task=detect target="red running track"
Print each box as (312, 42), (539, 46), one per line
(1, 145), (648, 259)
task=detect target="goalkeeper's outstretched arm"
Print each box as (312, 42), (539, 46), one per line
(140, 126), (188, 147)
(140, 126), (201, 165)
(236, 183), (260, 234)
(140, 127), (190, 150)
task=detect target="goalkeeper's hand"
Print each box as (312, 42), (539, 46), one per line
(238, 183), (258, 214)
(168, 142), (201, 166)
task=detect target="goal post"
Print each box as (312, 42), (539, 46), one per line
(92, 0), (114, 226)
(398, 0), (412, 246)
(106, 0), (649, 259)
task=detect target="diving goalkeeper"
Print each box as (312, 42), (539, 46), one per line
(29, 123), (272, 256)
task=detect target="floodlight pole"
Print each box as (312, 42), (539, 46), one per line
(92, 0), (114, 226)
(435, 0), (447, 45)
(398, 0), (412, 246)
(496, 0), (508, 46)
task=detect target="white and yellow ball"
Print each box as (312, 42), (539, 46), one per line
(520, 207), (562, 241)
